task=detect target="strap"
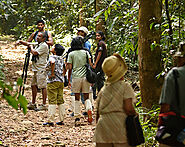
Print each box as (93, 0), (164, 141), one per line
(33, 31), (39, 42)
(45, 30), (49, 41)
(159, 111), (185, 119)
(55, 74), (63, 82)
(86, 52), (89, 64)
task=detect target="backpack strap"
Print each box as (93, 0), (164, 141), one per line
(33, 30), (49, 42)
(33, 31), (39, 42)
(45, 30), (49, 41)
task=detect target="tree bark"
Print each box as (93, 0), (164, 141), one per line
(79, 0), (86, 26)
(24, 0), (29, 27)
(138, 0), (163, 108)
(95, 0), (105, 32)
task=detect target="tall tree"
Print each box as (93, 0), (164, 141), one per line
(79, 0), (85, 26)
(95, 0), (105, 32)
(138, 0), (163, 108)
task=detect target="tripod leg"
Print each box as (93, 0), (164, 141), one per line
(22, 48), (31, 96)
(19, 52), (28, 96)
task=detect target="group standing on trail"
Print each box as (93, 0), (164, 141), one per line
(15, 19), (144, 147)
(15, 20), (105, 125)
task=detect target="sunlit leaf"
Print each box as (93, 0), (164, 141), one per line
(93, 9), (104, 18)
(17, 78), (23, 86)
(104, 10), (108, 21)
(108, 7), (111, 15)
(109, 0), (117, 6)
(18, 95), (28, 115)
(4, 93), (18, 110)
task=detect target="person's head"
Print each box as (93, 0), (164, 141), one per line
(51, 44), (65, 56)
(36, 20), (45, 31)
(96, 31), (105, 41)
(70, 36), (84, 50)
(173, 42), (185, 67)
(37, 32), (47, 43)
(77, 26), (88, 37)
(102, 53), (127, 83)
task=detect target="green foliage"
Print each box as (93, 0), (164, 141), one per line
(159, 0), (185, 72)
(0, 52), (27, 114)
(93, 0), (139, 70)
(0, 78), (28, 115)
(18, 94), (28, 114)
(136, 96), (160, 146)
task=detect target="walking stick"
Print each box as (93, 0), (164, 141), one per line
(19, 46), (31, 96)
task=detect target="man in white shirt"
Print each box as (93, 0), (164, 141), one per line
(16, 32), (48, 111)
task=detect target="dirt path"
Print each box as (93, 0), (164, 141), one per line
(0, 41), (96, 147)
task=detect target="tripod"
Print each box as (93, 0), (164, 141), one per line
(19, 47), (31, 96)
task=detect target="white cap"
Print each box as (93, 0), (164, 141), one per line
(77, 26), (88, 35)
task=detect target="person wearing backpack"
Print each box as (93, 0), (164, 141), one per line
(157, 43), (185, 147)
(66, 36), (93, 125)
(77, 26), (91, 50)
(27, 20), (54, 47)
(68, 26), (94, 117)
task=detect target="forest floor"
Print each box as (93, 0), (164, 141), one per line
(0, 37), (139, 147)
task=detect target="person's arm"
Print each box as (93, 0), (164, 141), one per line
(89, 58), (93, 67)
(15, 40), (37, 55)
(46, 32), (54, 46)
(48, 62), (55, 79)
(15, 40), (30, 46)
(27, 32), (35, 42)
(63, 64), (67, 76)
(160, 103), (170, 113)
(67, 63), (72, 88)
(123, 98), (137, 115)
(93, 51), (102, 69)
(30, 45), (39, 55)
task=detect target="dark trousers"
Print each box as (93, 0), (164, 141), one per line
(92, 71), (105, 99)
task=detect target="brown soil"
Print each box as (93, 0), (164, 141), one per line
(0, 40), (96, 147)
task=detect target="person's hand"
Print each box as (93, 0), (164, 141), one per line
(48, 74), (55, 79)
(15, 40), (21, 47)
(93, 64), (96, 69)
(68, 81), (71, 89)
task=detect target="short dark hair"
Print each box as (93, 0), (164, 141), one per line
(71, 36), (84, 50)
(55, 44), (65, 56)
(36, 20), (45, 25)
(96, 31), (105, 41)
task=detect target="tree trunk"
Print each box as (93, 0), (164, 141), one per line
(138, 0), (163, 108)
(24, 0), (29, 27)
(79, 0), (86, 26)
(95, 0), (105, 32)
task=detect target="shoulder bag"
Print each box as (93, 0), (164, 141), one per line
(155, 69), (185, 146)
(126, 115), (145, 146)
(85, 52), (97, 83)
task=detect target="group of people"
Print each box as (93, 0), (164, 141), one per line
(15, 19), (185, 147)
(15, 20), (108, 126)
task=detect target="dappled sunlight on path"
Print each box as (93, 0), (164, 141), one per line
(0, 40), (96, 146)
